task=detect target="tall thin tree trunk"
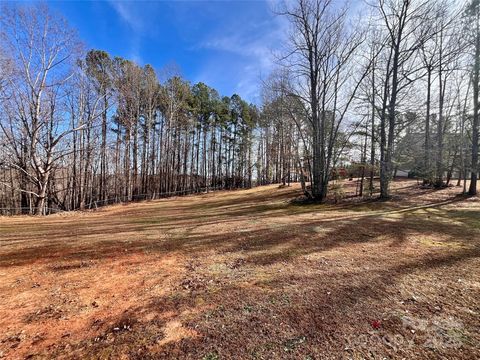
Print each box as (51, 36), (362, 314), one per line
(469, 13), (480, 195)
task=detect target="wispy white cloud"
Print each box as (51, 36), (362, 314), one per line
(107, 0), (144, 32)
(106, 0), (287, 102)
(195, 14), (288, 103)
(107, 0), (146, 64)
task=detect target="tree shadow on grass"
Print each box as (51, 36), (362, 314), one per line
(4, 186), (479, 359)
(0, 193), (476, 269)
(60, 219), (480, 359)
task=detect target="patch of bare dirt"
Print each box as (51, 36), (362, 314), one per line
(0, 180), (479, 359)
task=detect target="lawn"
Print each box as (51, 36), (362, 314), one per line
(0, 180), (479, 359)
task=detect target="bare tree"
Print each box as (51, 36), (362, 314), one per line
(0, 4), (83, 214)
(372, 0), (435, 198)
(278, 0), (368, 201)
(466, 0), (480, 195)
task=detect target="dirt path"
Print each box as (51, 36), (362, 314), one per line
(0, 180), (479, 359)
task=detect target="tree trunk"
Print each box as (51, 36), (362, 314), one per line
(424, 67), (432, 183)
(469, 14), (480, 196)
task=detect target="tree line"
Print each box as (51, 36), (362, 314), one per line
(266, 0), (479, 200)
(0, 4), (303, 215)
(0, 0), (479, 215)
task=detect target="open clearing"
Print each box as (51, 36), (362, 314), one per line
(0, 180), (479, 359)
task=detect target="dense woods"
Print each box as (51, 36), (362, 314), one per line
(0, 0), (479, 215)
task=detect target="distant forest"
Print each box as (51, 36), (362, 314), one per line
(0, 0), (479, 215)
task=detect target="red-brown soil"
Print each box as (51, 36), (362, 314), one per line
(0, 179), (479, 359)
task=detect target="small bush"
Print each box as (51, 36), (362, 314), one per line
(330, 182), (345, 203)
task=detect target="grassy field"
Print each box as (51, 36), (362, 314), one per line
(0, 179), (479, 359)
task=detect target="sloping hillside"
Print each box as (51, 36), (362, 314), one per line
(0, 180), (479, 359)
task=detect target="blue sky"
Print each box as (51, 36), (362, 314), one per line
(46, 0), (287, 104)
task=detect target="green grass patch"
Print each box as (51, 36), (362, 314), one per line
(444, 210), (480, 230)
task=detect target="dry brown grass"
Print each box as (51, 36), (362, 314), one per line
(0, 179), (479, 359)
